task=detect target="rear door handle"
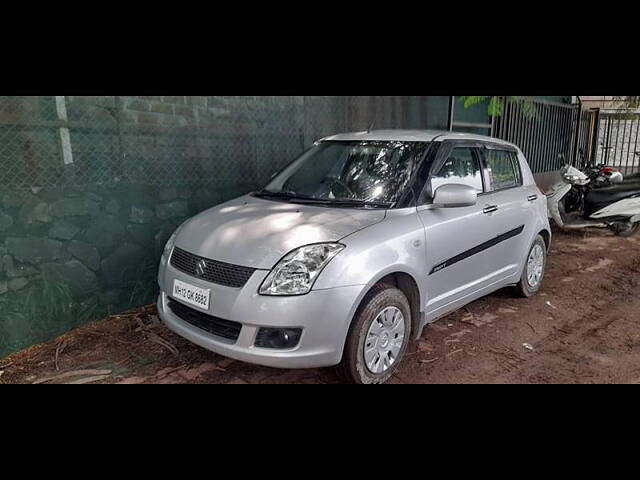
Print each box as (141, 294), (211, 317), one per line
(527, 194), (538, 202)
(483, 205), (499, 214)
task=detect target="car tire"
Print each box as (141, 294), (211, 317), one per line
(518, 235), (547, 298)
(337, 284), (412, 384)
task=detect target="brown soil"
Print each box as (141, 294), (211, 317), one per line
(2, 228), (640, 384)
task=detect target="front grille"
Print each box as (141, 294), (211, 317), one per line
(170, 247), (256, 288)
(167, 298), (242, 342)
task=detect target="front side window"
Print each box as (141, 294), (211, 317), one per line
(260, 141), (429, 206)
(430, 147), (484, 196)
(485, 150), (522, 191)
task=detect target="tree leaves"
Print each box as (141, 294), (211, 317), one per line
(459, 96), (537, 118)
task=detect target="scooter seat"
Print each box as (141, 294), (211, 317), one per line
(585, 184), (640, 216)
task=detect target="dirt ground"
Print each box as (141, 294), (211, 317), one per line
(2, 228), (639, 384)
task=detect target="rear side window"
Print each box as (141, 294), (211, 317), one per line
(430, 147), (484, 195)
(484, 150), (522, 191)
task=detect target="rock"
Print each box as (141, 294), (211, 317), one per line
(18, 197), (52, 226)
(49, 197), (100, 217)
(2, 191), (28, 208)
(8, 277), (29, 292)
(156, 200), (189, 220)
(86, 192), (104, 203)
(101, 243), (148, 286)
(105, 199), (120, 215)
(0, 280), (7, 295)
(6, 237), (63, 264)
(0, 211), (13, 231)
(40, 261), (98, 297)
(177, 188), (192, 200)
(3, 255), (39, 278)
(67, 241), (101, 271)
(126, 224), (154, 246)
(129, 205), (155, 224)
(159, 187), (178, 202)
(48, 220), (81, 240)
(83, 214), (125, 249)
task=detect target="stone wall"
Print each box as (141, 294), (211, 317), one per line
(0, 182), (250, 355)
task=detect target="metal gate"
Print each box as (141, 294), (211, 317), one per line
(594, 110), (640, 177)
(477, 98), (602, 175)
(491, 99), (578, 174)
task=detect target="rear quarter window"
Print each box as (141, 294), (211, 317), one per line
(485, 150), (522, 191)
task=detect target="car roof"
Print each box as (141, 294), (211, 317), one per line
(320, 129), (517, 148)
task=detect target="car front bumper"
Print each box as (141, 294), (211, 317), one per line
(157, 258), (365, 369)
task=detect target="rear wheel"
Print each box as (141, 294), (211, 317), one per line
(611, 221), (640, 237)
(337, 284), (412, 384)
(518, 235), (547, 298)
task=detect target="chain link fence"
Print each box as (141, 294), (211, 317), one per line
(0, 96), (443, 192)
(0, 95), (445, 357)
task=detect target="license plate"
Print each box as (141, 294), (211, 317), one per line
(173, 279), (211, 310)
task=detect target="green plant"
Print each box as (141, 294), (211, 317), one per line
(125, 257), (159, 307)
(0, 269), (105, 356)
(459, 96), (537, 118)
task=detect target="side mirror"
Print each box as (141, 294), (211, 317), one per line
(433, 184), (478, 208)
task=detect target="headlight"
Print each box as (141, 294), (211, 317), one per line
(259, 243), (345, 296)
(162, 231), (178, 260)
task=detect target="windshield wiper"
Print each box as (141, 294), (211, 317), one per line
(252, 190), (392, 209)
(293, 197), (393, 209)
(252, 190), (315, 200)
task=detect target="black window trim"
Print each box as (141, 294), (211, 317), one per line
(418, 140), (488, 205)
(479, 146), (523, 193)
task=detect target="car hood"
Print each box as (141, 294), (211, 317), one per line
(174, 195), (386, 269)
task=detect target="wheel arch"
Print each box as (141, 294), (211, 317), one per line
(538, 228), (552, 252)
(350, 270), (424, 343)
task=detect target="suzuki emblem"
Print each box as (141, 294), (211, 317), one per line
(195, 259), (207, 277)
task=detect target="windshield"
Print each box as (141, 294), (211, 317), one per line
(259, 141), (429, 206)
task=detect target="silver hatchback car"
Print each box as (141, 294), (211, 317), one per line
(157, 130), (550, 383)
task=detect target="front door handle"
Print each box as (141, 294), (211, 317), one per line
(527, 194), (538, 202)
(483, 205), (499, 214)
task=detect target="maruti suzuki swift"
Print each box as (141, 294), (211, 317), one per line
(157, 130), (551, 383)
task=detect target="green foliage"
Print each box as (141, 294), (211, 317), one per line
(125, 256), (159, 307)
(459, 96), (537, 118)
(0, 267), (104, 356)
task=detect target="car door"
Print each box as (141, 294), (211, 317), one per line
(416, 141), (504, 319)
(477, 145), (535, 280)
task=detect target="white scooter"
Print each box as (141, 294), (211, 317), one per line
(547, 165), (640, 236)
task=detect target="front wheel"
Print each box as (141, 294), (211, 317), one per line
(518, 235), (547, 298)
(611, 221), (640, 237)
(337, 284), (412, 384)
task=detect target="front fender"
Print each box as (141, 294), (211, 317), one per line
(546, 182), (572, 227)
(314, 209), (426, 292)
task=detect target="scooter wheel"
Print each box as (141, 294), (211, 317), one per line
(612, 221), (640, 237)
